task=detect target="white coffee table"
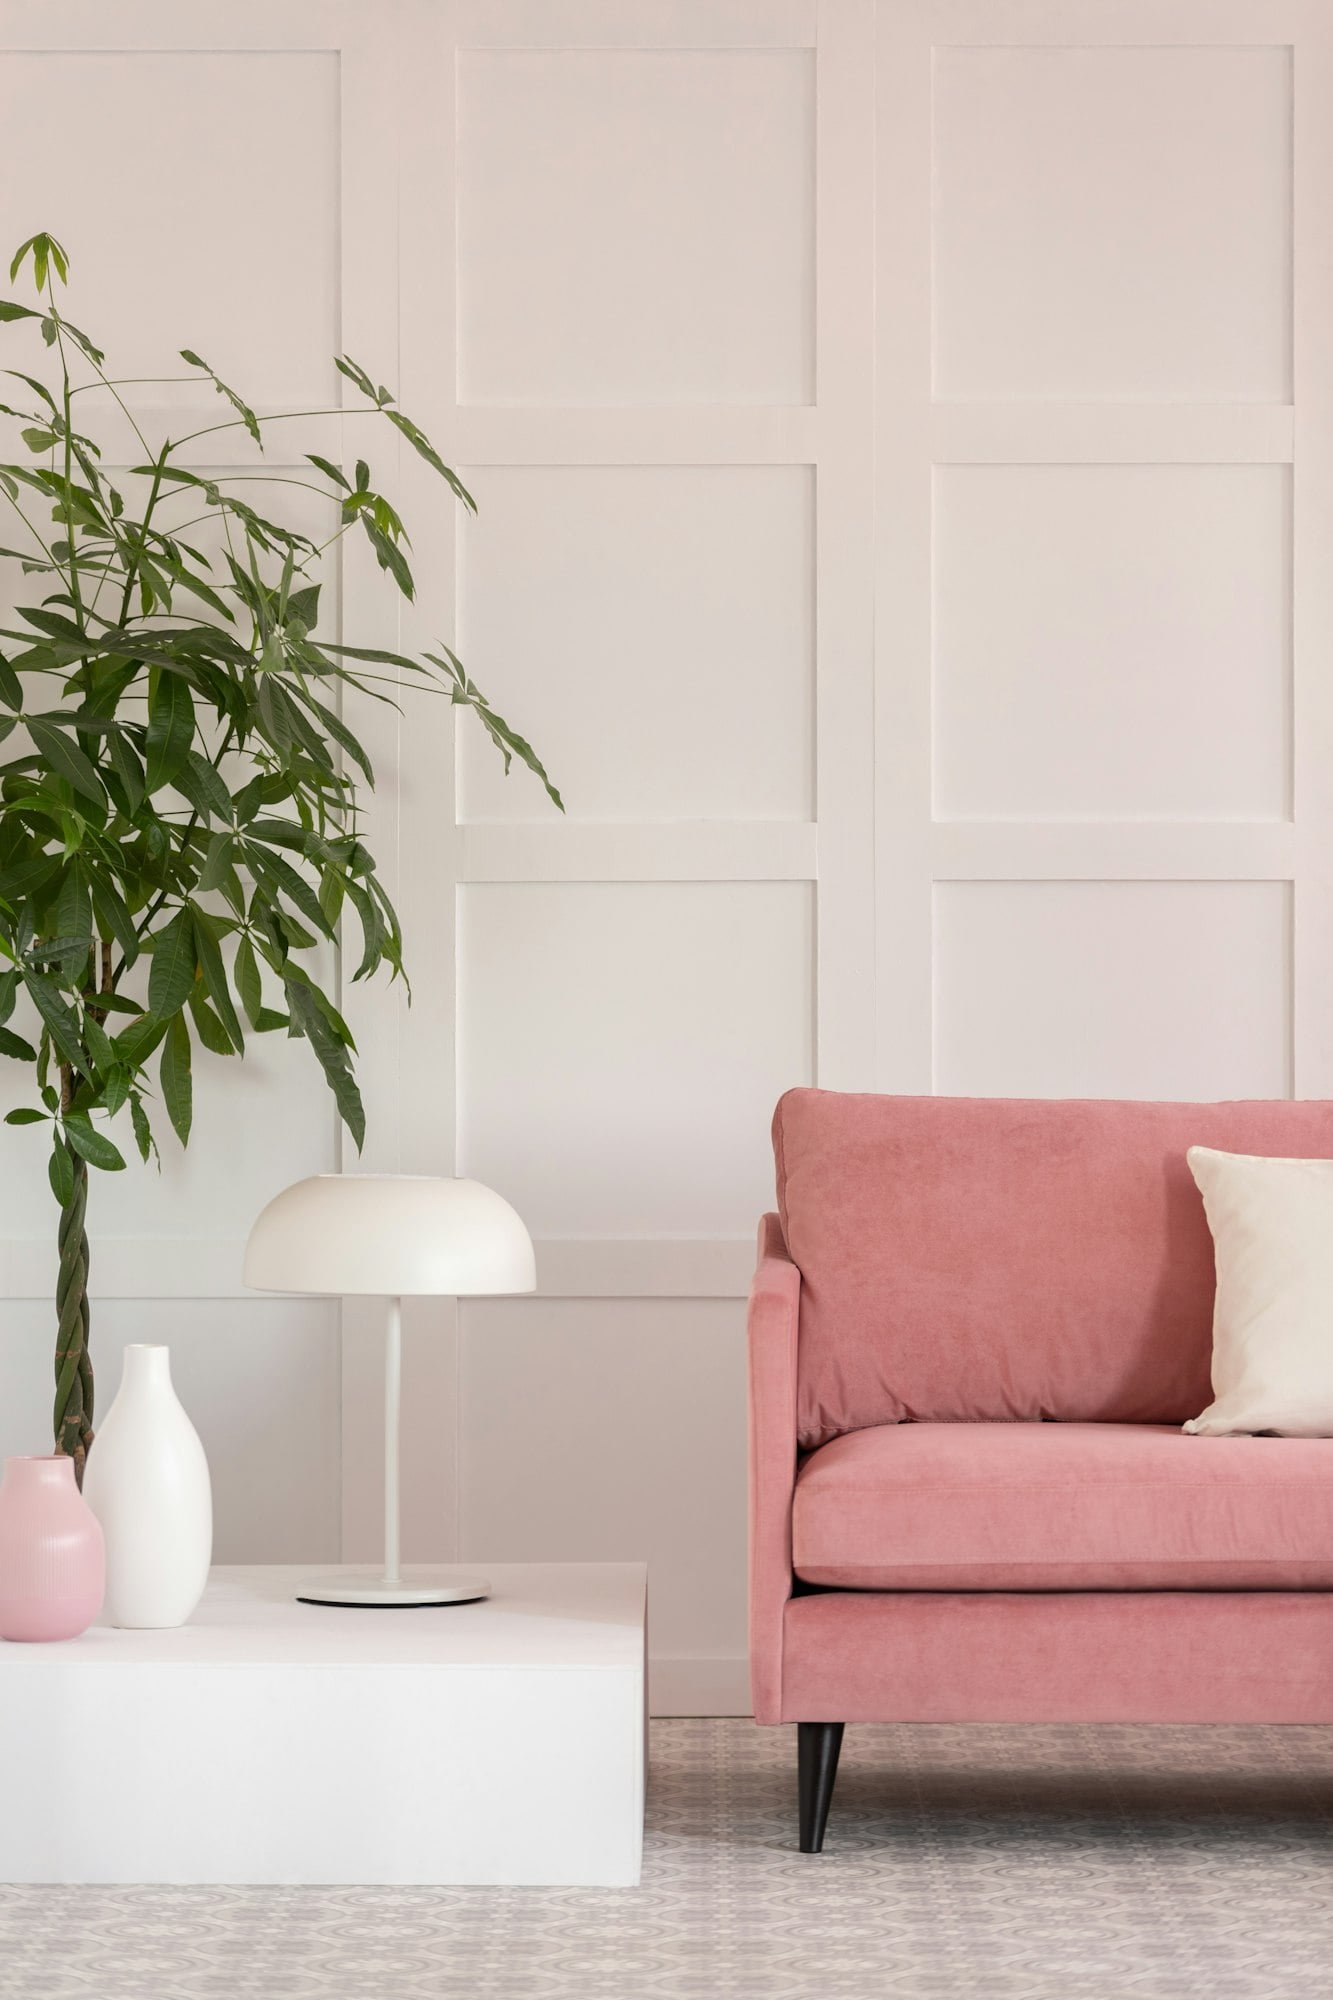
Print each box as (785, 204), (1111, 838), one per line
(0, 1562), (646, 1886)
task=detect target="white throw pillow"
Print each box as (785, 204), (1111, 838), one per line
(1185, 1146), (1333, 1437)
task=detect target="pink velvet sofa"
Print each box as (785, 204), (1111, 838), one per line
(749, 1089), (1333, 1852)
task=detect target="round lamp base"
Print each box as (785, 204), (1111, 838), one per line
(296, 1569), (490, 1608)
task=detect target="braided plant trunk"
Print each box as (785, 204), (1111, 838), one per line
(53, 1132), (94, 1484)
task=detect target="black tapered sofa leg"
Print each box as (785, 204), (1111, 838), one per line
(797, 1721), (845, 1853)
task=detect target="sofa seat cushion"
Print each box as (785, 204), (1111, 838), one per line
(791, 1422), (1333, 1590)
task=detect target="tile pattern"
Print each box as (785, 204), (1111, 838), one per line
(3, 1719), (1332, 1999)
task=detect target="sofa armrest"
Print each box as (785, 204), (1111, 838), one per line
(748, 1211), (800, 1723)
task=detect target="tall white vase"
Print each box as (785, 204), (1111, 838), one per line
(83, 1344), (212, 1629)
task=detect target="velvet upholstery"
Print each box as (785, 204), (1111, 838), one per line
(748, 1091), (1333, 1731)
(773, 1089), (1333, 1448)
(747, 1214), (799, 1726)
(781, 1592), (1333, 1724)
(793, 1422), (1333, 1590)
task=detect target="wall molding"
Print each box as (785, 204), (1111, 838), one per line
(931, 401), (1295, 465)
(0, 1237), (755, 1301)
(458, 822), (817, 884)
(450, 405), (817, 466)
(931, 821), (1297, 882)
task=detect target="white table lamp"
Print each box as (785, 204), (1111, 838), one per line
(244, 1174), (535, 1607)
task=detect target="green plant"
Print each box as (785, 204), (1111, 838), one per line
(0, 232), (559, 1480)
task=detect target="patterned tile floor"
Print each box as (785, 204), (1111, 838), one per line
(3, 1719), (1333, 2000)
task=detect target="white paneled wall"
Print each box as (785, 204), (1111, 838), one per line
(1, 0), (1328, 1712)
(877, 0), (1332, 1131)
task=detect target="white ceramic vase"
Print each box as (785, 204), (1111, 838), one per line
(83, 1344), (212, 1629)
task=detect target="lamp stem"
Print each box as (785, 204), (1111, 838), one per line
(384, 1295), (402, 1587)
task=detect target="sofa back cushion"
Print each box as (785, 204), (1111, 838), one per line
(774, 1089), (1333, 1448)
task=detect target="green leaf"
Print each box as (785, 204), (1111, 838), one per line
(291, 689), (374, 785)
(87, 871), (139, 965)
(81, 1013), (117, 1073)
(255, 676), (293, 751)
(48, 1138), (75, 1205)
(52, 860), (92, 946)
(177, 750), (233, 824)
(230, 772), (287, 826)
(335, 354), (385, 407)
(180, 349), (262, 447)
(245, 819), (322, 855)
(383, 406), (476, 513)
(166, 563), (234, 624)
(0, 1026), (37, 1061)
(187, 987), (234, 1057)
(251, 903), (289, 967)
(189, 905), (244, 1052)
(286, 976), (364, 1149)
(344, 875), (388, 981)
(316, 641), (422, 672)
(431, 647), (563, 811)
(105, 729), (145, 816)
(62, 1113), (126, 1171)
(114, 1012), (168, 1070)
(147, 907), (196, 1018)
(247, 845), (335, 939)
(1, 369), (57, 414)
(160, 1012), (192, 1144)
(144, 670), (195, 794)
(16, 605), (85, 643)
(197, 830), (234, 893)
(100, 1065), (131, 1117)
(9, 233), (69, 289)
(0, 853), (59, 904)
(234, 934), (263, 1030)
(286, 582), (321, 632)
(26, 937), (92, 975)
(4, 1105), (45, 1124)
(52, 311), (105, 367)
(0, 651), (22, 710)
(25, 716), (107, 809)
(474, 703), (564, 813)
(273, 910), (320, 952)
(361, 516), (414, 600)
(23, 975), (90, 1077)
(130, 1094), (155, 1165)
(306, 455), (349, 492)
(318, 867), (345, 929)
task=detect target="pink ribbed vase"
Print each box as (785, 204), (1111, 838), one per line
(0, 1455), (105, 1642)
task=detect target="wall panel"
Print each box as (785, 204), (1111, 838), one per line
(932, 463), (1291, 822)
(457, 466), (815, 823)
(932, 44), (1291, 402)
(458, 883), (814, 1238)
(0, 50), (340, 401)
(934, 882), (1292, 1099)
(456, 47), (815, 405)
